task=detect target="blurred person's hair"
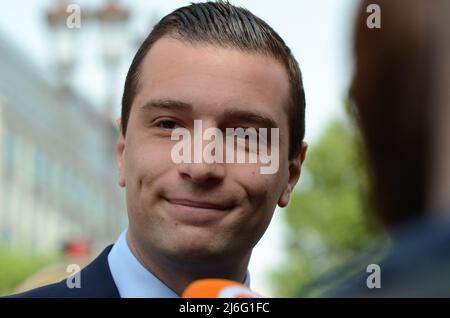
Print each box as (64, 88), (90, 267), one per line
(350, 0), (450, 228)
(121, 1), (305, 160)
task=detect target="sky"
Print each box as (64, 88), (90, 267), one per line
(0, 0), (359, 296)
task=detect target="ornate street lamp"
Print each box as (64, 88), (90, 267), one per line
(96, 1), (130, 119)
(46, 0), (80, 89)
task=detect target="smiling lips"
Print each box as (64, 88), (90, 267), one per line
(163, 196), (234, 224)
(166, 198), (232, 210)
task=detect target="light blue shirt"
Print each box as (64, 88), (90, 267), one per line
(108, 229), (251, 298)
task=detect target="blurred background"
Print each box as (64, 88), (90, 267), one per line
(0, 0), (381, 297)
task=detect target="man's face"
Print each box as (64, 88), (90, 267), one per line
(116, 37), (306, 266)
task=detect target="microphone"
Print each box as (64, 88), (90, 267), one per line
(182, 278), (261, 298)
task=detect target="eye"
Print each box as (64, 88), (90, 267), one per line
(155, 119), (182, 130)
(228, 127), (258, 140)
(226, 128), (258, 152)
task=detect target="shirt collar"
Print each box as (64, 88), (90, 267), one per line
(108, 229), (178, 298)
(108, 228), (251, 298)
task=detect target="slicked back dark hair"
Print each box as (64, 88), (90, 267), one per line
(121, 1), (305, 159)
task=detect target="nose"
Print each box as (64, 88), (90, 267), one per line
(175, 118), (227, 185)
(178, 161), (225, 186)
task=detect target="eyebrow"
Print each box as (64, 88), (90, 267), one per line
(140, 99), (192, 113)
(222, 109), (278, 129)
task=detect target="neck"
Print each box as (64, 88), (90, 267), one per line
(126, 231), (251, 296)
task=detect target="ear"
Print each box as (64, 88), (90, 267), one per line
(278, 142), (308, 207)
(115, 118), (126, 188)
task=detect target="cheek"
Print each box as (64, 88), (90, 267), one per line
(229, 167), (285, 248)
(124, 138), (174, 189)
(124, 139), (174, 227)
(234, 164), (286, 208)
(251, 169), (289, 222)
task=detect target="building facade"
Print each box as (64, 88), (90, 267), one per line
(0, 35), (127, 253)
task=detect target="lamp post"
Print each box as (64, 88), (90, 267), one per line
(46, 0), (80, 90)
(46, 0), (131, 119)
(96, 0), (130, 120)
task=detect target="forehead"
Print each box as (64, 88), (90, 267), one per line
(133, 37), (290, 126)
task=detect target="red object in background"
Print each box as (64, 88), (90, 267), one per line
(63, 240), (91, 258)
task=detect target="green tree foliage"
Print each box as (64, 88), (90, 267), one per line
(270, 118), (381, 297)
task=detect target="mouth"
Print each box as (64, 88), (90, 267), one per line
(162, 196), (234, 225)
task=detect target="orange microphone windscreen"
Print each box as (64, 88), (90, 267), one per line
(182, 278), (261, 298)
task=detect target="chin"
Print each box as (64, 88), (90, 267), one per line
(166, 238), (228, 260)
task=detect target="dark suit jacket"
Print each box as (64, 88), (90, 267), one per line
(9, 245), (120, 298)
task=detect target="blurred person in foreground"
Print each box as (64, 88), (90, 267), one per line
(10, 1), (307, 297)
(325, 0), (450, 297)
